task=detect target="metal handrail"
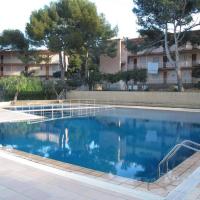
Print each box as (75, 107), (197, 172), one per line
(158, 140), (200, 177)
(14, 106), (112, 113)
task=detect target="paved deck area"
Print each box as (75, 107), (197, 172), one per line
(0, 149), (200, 200)
(0, 156), (137, 200)
(0, 109), (42, 123)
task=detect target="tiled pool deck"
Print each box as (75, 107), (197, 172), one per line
(0, 108), (43, 123)
(0, 154), (134, 200)
(0, 147), (199, 200)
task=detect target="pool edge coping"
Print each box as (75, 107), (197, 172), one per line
(0, 147), (199, 199)
(0, 148), (163, 200)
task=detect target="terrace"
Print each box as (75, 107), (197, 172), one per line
(0, 97), (199, 200)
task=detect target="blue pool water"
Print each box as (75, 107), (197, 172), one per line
(0, 108), (200, 182)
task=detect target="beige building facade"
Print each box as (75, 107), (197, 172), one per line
(0, 50), (65, 79)
(100, 38), (200, 87)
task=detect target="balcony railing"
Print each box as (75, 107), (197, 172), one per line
(127, 62), (200, 70)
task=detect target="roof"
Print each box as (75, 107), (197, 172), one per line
(0, 50), (58, 55)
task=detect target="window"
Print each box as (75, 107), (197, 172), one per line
(128, 56), (133, 64)
(1, 55), (3, 64)
(24, 66), (28, 72)
(139, 57), (145, 63)
(192, 54), (197, 65)
(133, 58), (137, 69)
(163, 56), (168, 68)
(183, 55), (187, 62)
(4, 66), (11, 72)
(121, 63), (126, 71)
(153, 57), (160, 63)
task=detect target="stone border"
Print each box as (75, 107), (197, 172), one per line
(114, 105), (200, 112)
(67, 91), (200, 109)
(0, 108), (43, 123)
(0, 147), (199, 198)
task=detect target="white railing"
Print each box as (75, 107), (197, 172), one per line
(6, 99), (115, 123)
(158, 140), (200, 177)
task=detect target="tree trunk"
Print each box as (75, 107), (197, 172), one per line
(85, 51), (89, 81)
(164, 25), (174, 67)
(126, 81), (128, 91)
(174, 27), (184, 92)
(175, 66), (184, 92)
(164, 24), (184, 92)
(59, 51), (65, 82)
(63, 52), (67, 72)
(14, 91), (19, 102)
(60, 67), (65, 82)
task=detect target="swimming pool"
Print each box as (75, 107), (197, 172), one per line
(0, 108), (200, 182)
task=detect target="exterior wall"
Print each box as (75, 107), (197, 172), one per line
(29, 66), (41, 76)
(180, 53), (192, 67)
(166, 71), (177, 84)
(3, 54), (22, 64)
(49, 64), (60, 76)
(67, 91), (200, 109)
(3, 66), (24, 76)
(121, 42), (128, 71)
(99, 39), (121, 74)
(99, 39), (200, 85)
(50, 54), (60, 64)
(29, 65), (60, 77)
(197, 53), (200, 64)
(182, 70), (192, 84)
(147, 73), (164, 84)
(0, 51), (61, 78)
(32, 66), (47, 76)
(137, 55), (164, 69)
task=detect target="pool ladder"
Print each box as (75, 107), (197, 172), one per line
(158, 140), (200, 177)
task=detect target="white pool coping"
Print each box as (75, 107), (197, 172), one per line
(0, 150), (164, 200)
(0, 108), (43, 123)
(114, 105), (200, 113)
(166, 166), (200, 199)
(1, 104), (200, 124)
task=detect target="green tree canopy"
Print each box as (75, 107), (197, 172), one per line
(103, 69), (147, 88)
(26, 0), (117, 81)
(0, 29), (29, 50)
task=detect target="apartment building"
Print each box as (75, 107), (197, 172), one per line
(0, 50), (65, 79)
(100, 37), (200, 87)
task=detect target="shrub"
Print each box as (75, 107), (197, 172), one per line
(194, 81), (200, 89)
(0, 76), (51, 101)
(87, 70), (102, 90)
(103, 69), (147, 84)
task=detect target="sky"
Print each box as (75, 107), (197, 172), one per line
(0, 0), (138, 39)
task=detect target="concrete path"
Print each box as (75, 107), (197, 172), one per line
(0, 156), (139, 200)
(166, 166), (200, 200)
(0, 109), (42, 123)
